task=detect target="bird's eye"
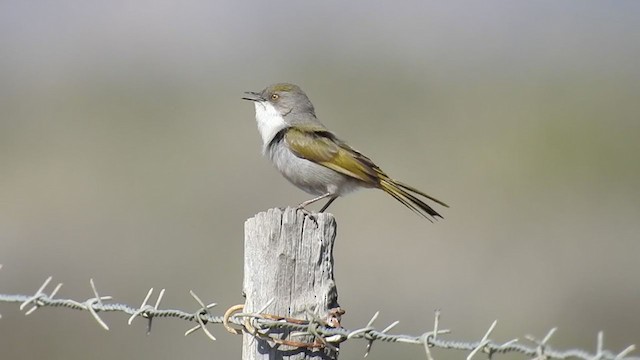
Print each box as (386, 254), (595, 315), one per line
(271, 94), (279, 100)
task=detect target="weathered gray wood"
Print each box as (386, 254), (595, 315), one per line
(243, 207), (339, 360)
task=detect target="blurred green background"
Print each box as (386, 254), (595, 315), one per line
(1, 1), (639, 359)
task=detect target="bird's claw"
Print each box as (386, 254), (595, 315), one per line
(296, 206), (319, 226)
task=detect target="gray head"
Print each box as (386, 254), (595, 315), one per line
(242, 83), (316, 118)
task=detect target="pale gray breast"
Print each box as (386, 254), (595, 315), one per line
(266, 135), (362, 196)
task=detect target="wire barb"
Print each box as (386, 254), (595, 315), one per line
(467, 320), (498, 360)
(184, 290), (217, 341)
(127, 288), (165, 334)
(616, 346), (637, 360)
(526, 327), (558, 360)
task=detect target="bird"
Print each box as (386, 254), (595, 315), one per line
(242, 83), (448, 220)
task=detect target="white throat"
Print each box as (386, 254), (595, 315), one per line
(254, 102), (287, 152)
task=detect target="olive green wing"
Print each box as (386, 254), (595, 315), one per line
(284, 127), (380, 184)
(284, 127), (449, 219)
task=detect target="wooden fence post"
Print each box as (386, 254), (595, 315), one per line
(242, 207), (339, 360)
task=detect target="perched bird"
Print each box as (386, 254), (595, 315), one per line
(242, 83), (448, 220)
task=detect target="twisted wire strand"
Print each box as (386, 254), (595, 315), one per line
(0, 286), (637, 360)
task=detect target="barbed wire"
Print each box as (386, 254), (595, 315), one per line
(0, 274), (637, 360)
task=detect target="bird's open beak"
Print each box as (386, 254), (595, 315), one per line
(241, 91), (265, 102)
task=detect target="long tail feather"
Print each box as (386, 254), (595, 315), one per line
(383, 183), (436, 222)
(394, 181), (449, 208)
(379, 179), (445, 220)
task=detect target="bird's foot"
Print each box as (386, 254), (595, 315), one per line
(295, 205), (319, 225)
